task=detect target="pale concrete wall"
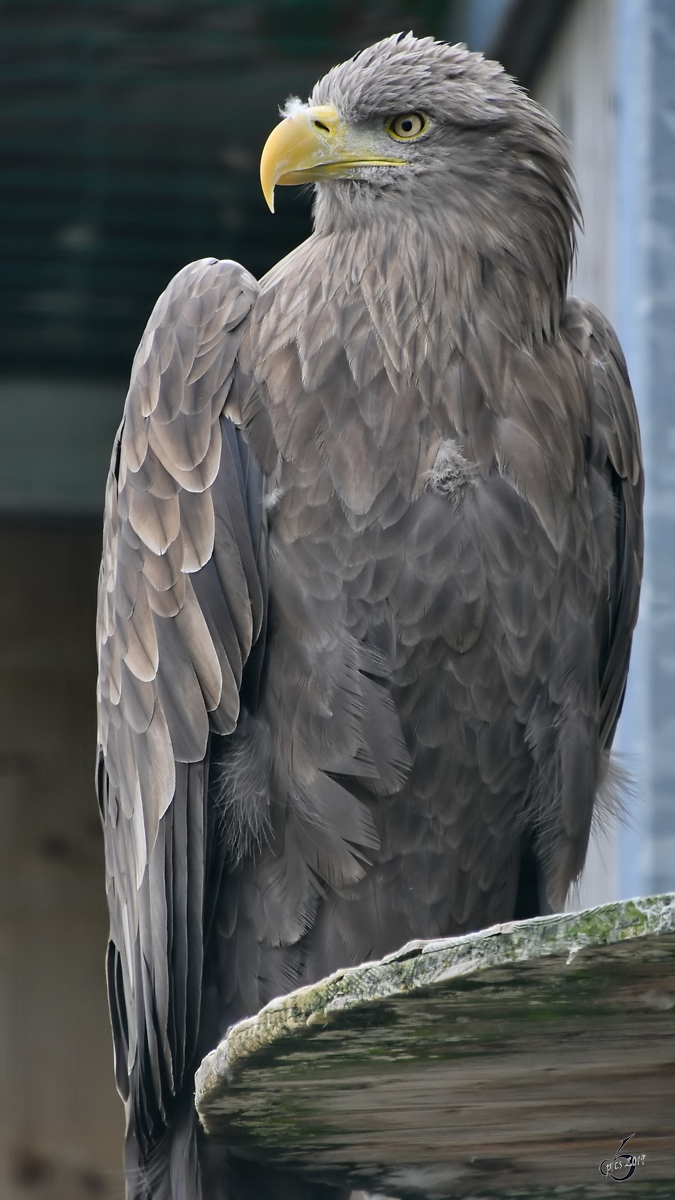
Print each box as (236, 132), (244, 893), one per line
(532, 0), (622, 910)
(534, 0), (618, 324)
(534, 0), (675, 906)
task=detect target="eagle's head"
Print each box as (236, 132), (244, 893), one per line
(260, 33), (578, 326)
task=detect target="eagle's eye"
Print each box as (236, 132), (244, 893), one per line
(387, 112), (427, 140)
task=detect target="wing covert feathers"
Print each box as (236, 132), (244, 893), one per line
(97, 258), (263, 1147)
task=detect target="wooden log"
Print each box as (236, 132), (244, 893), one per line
(196, 896), (675, 1198)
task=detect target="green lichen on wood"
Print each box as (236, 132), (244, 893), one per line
(195, 896), (675, 1199)
(197, 894), (675, 1093)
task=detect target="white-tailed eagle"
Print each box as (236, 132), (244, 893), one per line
(96, 33), (643, 1200)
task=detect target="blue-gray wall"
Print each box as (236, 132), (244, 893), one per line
(616, 0), (675, 896)
(460, 0), (675, 899)
(445, 0), (511, 48)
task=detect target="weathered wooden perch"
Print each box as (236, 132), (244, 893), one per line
(196, 896), (675, 1198)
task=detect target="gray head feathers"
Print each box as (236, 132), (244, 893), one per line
(307, 32), (579, 339)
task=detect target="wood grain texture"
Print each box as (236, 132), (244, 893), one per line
(197, 895), (675, 1199)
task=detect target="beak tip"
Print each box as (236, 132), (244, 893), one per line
(260, 172), (276, 212)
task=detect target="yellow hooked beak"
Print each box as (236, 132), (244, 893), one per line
(260, 105), (406, 212)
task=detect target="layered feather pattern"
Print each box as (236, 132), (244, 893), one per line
(97, 33), (643, 1200)
(97, 258), (265, 1160)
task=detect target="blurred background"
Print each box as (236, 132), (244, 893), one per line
(0, 0), (673, 1195)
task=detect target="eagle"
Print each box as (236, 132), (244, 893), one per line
(96, 32), (643, 1200)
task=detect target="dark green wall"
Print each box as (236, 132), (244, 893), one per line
(1, 0), (452, 381)
(0, 0), (454, 512)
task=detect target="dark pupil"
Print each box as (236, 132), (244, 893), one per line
(401, 119), (413, 132)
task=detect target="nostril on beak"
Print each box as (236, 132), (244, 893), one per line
(313, 121), (330, 132)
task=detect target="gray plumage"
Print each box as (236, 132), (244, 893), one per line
(96, 33), (643, 1200)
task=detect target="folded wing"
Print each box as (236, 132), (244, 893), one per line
(96, 257), (264, 1153)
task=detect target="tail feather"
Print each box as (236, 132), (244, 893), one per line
(123, 1100), (353, 1200)
(124, 1102), (201, 1200)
